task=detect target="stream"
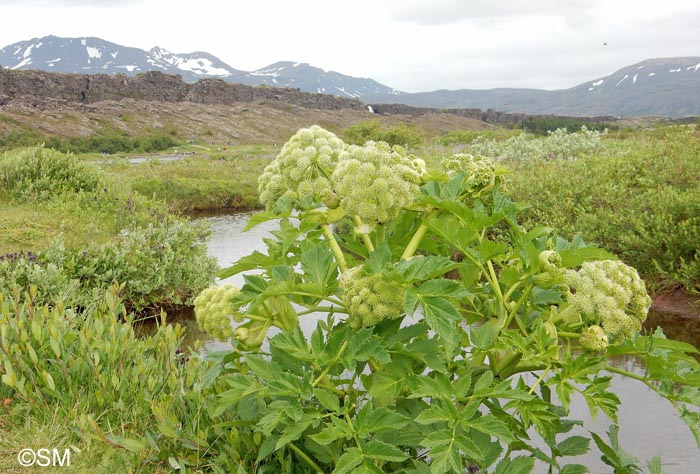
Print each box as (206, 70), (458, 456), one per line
(173, 211), (700, 473)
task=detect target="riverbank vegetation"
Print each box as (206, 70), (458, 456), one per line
(0, 146), (217, 312)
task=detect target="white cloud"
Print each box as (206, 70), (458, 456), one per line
(0, 0), (698, 92)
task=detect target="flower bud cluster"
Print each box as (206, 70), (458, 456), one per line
(532, 250), (564, 289)
(332, 141), (424, 223)
(258, 126), (346, 209)
(562, 260), (651, 343)
(340, 266), (404, 329)
(440, 153), (497, 195)
(193, 284), (240, 341)
(579, 325), (609, 351)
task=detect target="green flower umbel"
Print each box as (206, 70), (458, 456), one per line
(340, 266), (404, 329)
(193, 284), (241, 341)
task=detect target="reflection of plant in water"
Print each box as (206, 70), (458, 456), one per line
(192, 126), (700, 473)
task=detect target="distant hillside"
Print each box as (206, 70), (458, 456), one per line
(366, 58), (700, 116)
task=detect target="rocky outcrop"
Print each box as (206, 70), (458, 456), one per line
(0, 67), (366, 111)
(368, 103), (616, 125)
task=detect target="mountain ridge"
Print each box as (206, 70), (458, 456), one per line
(1, 35), (698, 116)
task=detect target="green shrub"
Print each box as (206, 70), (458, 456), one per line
(506, 126), (700, 293)
(519, 117), (616, 135)
(342, 119), (424, 149)
(0, 220), (217, 312)
(0, 146), (103, 198)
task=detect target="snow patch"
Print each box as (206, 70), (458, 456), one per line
(81, 38), (86, 46)
(176, 57), (230, 75)
(86, 46), (101, 59)
(590, 79), (604, 87)
(293, 62), (301, 67)
(367, 105), (374, 114)
(615, 74), (629, 87)
(648, 72), (656, 76)
(22, 44), (36, 58)
(687, 62), (700, 72)
(45, 58), (61, 63)
(588, 87), (594, 91)
(10, 57), (32, 69)
(632, 73), (638, 84)
(111, 52), (118, 59)
(637, 65), (645, 69)
(334, 86), (360, 98)
(669, 68), (681, 72)
(118, 65), (139, 72)
(13, 46), (21, 56)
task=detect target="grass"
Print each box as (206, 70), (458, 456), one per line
(97, 145), (274, 213)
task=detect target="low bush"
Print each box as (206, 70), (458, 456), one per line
(0, 220), (217, 313)
(506, 126), (700, 294)
(342, 119), (424, 149)
(0, 146), (103, 199)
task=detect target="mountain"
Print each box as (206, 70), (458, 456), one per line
(365, 57), (700, 116)
(229, 61), (401, 99)
(0, 35), (400, 100)
(2, 35), (699, 116)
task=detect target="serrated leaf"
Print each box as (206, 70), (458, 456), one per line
(557, 436), (590, 457)
(466, 414), (516, 444)
(427, 441), (462, 474)
(363, 440), (409, 462)
(309, 420), (352, 446)
(560, 464), (589, 474)
(559, 247), (615, 268)
(301, 243), (337, 286)
(471, 323), (496, 350)
(494, 456), (535, 474)
(415, 279), (470, 298)
(218, 251), (275, 279)
(256, 435), (279, 463)
(333, 447), (363, 474)
(366, 243), (392, 273)
(314, 388), (341, 412)
(355, 404), (411, 435)
(244, 211), (287, 231)
(274, 413), (318, 450)
(419, 296), (460, 351)
(396, 256), (459, 282)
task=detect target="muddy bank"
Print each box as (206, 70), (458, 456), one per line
(652, 289), (699, 319)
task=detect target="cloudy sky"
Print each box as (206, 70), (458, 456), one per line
(0, 0), (698, 92)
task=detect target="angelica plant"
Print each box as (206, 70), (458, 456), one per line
(193, 126), (700, 474)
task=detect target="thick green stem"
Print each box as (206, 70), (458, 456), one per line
(321, 224), (348, 273)
(401, 210), (439, 260)
(288, 442), (324, 474)
(529, 367), (551, 394)
(375, 224), (386, 246)
(353, 216), (375, 253)
(558, 331), (582, 339)
(296, 306), (348, 316)
(312, 340), (349, 387)
(605, 365), (647, 382)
